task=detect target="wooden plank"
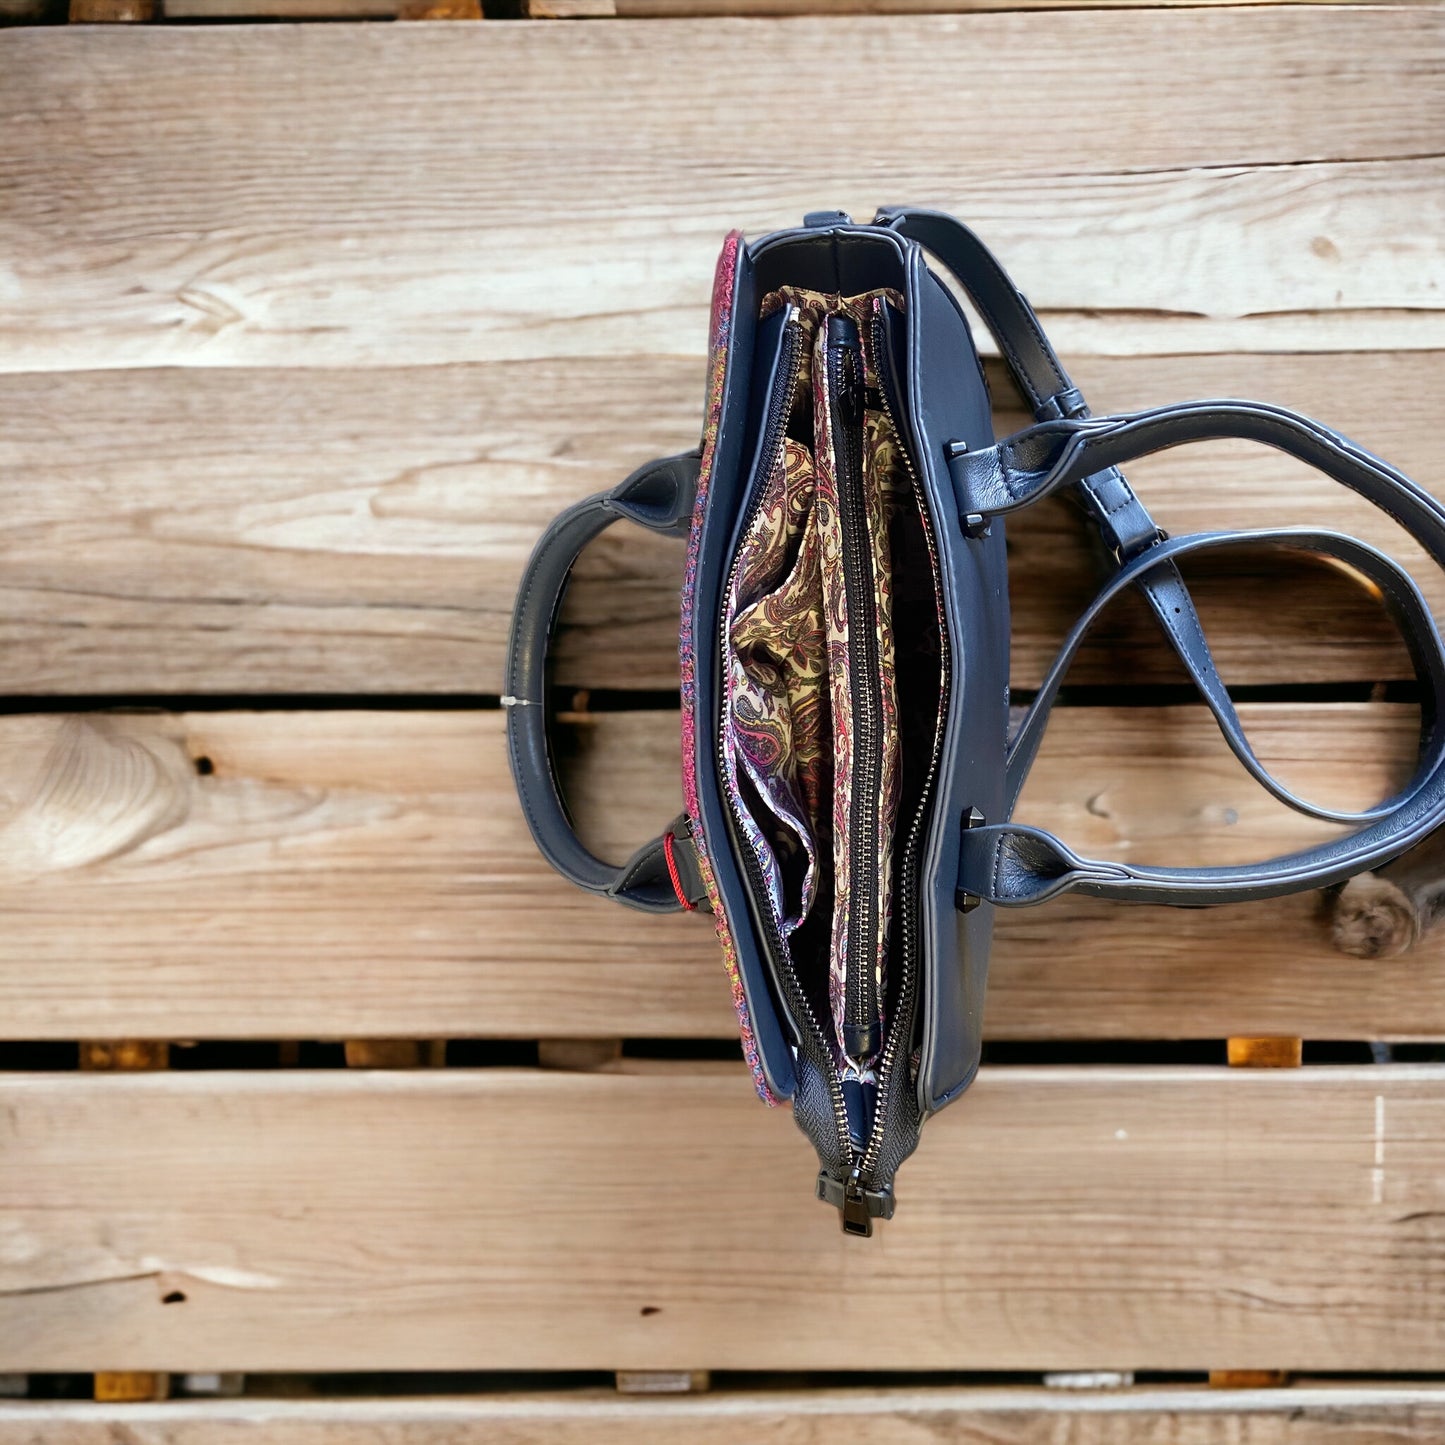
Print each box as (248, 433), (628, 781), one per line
(1, 13), (1443, 373)
(614, 1370), (709, 1394)
(0, 0), (55, 18)
(528, 0), (1375, 13)
(157, 0), (1416, 14)
(5, 1387), (1445, 1445)
(68, 0), (155, 20)
(0, 704), (1441, 1043)
(0, 352), (1439, 697)
(161, 0), (399, 13)
(78, 1041), (169, 1071)
(342, 1040), (429, 1067)
(2, 1066), (1443, 1369)
(1227, 1039), (1304, 1068)
(395, 0), (481, 15)
(1210, 1370), (1290, 1388)
(91, 1373), (168, 1402)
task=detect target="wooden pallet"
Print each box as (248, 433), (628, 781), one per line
(1, 3), (1444, 1437)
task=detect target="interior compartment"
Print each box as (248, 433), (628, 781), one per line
(719, 285), (947, 1096)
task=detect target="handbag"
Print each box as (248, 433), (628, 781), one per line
(505, 209), (1445, 1235)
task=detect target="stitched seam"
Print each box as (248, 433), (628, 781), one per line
(1102, 486), (1138, 518)
(919, 220), (1063, 405)
(510, 508), (605, 863)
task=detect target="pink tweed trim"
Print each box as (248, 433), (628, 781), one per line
(678, 231), (777, 1106)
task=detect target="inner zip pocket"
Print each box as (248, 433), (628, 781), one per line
(819, 313), (900, 1073)
(720, 305), (826, 934)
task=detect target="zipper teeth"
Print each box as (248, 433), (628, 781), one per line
(719, 309), (803, 632)
(717, 308), (854, 1172)
(858, 308), (952, 1186)
(830, 336), (884, 1058)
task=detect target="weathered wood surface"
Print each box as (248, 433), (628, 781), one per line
(1, 703), (1440, 1042)
(6, 1387), (1445, 1445)
(68, 0), (157, 20)
(1, 12), (1442, 374)
(2, 1066), (1443, 1370)
(159, 0), (399, 14)
(532, 0), (1376, 12)
(0, 351), (1437, 695)
(157, 0), (1400, 16)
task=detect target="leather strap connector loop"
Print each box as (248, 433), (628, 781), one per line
(1035, 386), (1087, 422)
(1111, 525), (1170, 567)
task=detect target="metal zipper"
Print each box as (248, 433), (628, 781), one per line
(854, 306), (952, 1195)
(716, 306), (856, 1177)
(827, 321), (886, 1067)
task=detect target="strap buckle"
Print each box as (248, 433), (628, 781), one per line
(1111, 526), (1170, 568)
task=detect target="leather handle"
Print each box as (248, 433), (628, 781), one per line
(950, 399), (1445, 908)
(504, 450), (705, 914)
(949, 400), (1445, 548)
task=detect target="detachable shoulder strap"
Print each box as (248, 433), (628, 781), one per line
(877, 206), (1445, 908)
(876, 208), (1300, 835)
(875, 207), (1172, 560)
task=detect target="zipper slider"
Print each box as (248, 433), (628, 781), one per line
(816, 1166), (896, 1237)
(827, 315), (864, 425)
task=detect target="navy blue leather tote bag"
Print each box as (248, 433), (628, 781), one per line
(507, 210), (1445, 1234)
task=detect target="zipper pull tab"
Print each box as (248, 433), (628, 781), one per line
(816, 1166), (895, 1237)
(840, 340), (864, 426)
(841, 1168), (873, 1238)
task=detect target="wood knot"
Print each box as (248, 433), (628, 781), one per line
(0, 718), (193, 878)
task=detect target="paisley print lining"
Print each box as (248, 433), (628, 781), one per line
(719, 284), (925, 1074)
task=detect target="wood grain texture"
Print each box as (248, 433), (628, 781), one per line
(1, 11), (1443, 373)
(1209, 1369), (1290, 1388)
(0, 351), (1438, 696)
(6, 1387), (1445, 1445)
(1, 703), (1441, 1042)
(529, 0), (1376, 13)
(3, 1066), (1443, 1369)
(115, 0), (1422, 14)
(161, 0), (399, 14)
(68, 0), (155, 19)
(91, 1373), (168, 1403)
